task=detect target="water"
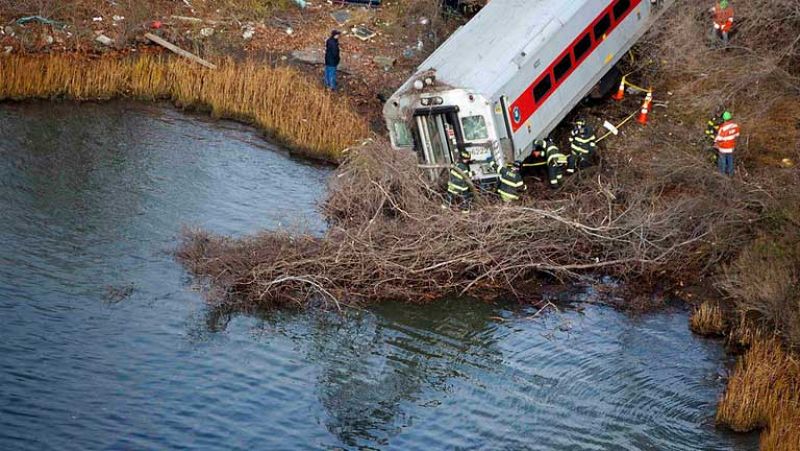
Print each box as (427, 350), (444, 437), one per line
(0, 102), (757, 450)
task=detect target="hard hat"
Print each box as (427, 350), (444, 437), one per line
(460, 149), (471, 160)
(533, 139), (546, 148)
(722, 111), (733, 121)
(513, 161), (522, 169)
(575, 118), (586, 126)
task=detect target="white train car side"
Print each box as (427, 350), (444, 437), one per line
(383, 0), (658, 181)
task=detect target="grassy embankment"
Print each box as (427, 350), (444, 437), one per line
(0, 54), (368, 161)
(657, 0), (800, 447)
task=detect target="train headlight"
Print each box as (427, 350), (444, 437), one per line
(420, 98), (431, 106)
(424, 77), (434, 86)
(432, 97), (444, 105)
(413, 80), (424, 90)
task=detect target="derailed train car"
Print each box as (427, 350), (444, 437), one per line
(383, 0), (660, 183)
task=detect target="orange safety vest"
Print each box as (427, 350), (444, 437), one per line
(715, 121), (741, 152)
(713, 4), (735, 32)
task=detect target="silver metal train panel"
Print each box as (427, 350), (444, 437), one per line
(384, 0), (660, 177)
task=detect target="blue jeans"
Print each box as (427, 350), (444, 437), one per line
(324, 66), (337, 90)
(718, 152), (734, 176)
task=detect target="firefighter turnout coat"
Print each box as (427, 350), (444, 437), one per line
(498, 165), (525, 202)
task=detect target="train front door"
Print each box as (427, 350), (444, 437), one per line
(413, 107), (465, 178)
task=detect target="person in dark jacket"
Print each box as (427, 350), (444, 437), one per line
(497, 162), (526, 203)
(444, 150), (474, 213)
(567, 117), (597, 174)
(324, 30), (341, 90)
(545, 138), (568, 189)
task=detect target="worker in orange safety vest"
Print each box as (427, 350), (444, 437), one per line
(710, 0), (735, 45)
(714, 111), (740, 176)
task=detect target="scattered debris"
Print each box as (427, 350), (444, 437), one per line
(331, 10), (352, 25)
(419, 17), (430, 26)
(151, 20), (163, 30)
(200, 27), (215, 37)
(338, 0), (382, 5)
(172, 15), (203, 23)
(95, 34), (114, 46)
(113, 15), (125, 22)
(373, 55), (395, 71)
(3, 26), (14, 37)
(242, 26), (256, 40)
(145, 32), (218, 69)
(286, 27), (294, 35)
(92, 17), (104, 22)
(351, 25), (376, 41)
(44, 35), (54, 45)
(291, 48), (323, 65)
(4, 46), (13, 54)
(16, 16), (66, 28)
(291, 47), (352, 73)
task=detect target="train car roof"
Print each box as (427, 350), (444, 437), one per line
(407, 0), (585, 98)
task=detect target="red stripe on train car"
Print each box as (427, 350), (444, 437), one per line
(509, 0), (643, 132)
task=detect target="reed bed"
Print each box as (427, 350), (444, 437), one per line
(0, 54), (368, 161)
(690, 301), (726, 336)
(717, 338), (800, 450)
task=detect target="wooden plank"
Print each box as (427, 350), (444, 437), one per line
(144, 32), (217, 70)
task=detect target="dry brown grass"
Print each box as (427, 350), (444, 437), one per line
(640, 0), (800, 167)
(690, 301), (727, 336)
(718, 186), (800, 349)
(717, 337), (800, 450)
(0, 54), (368, 161)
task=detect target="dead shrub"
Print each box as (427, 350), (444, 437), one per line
(176, 130), (767, 310)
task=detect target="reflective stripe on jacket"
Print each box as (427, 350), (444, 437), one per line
(546, 145), (567, 166)
(569, 127), (597, 155)
(715, 121), (740, 152)
(498, 166), (524, 201)
(447, 162), (471, 194)
(713, 4), (734, 31)
(706, 116), (722, 140)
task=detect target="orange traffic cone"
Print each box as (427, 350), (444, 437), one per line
(612, 79), (625, 101)
(637, 92), (653, 125)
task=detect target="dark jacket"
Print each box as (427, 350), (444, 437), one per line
(325, 37), (340, 67)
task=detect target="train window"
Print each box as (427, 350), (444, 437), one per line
(593, 14), (611, 40)
(613, 0), (631, 21)
(461, 115), (489, 141)
(533, 74), (552, 103)
(553, 54), (572, 81)
(392, 121), (413, 147)
(573, 34), (592, 61)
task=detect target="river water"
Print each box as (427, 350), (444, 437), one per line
(0, 102), (757, 450)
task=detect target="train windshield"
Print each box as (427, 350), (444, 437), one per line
(461, 115), (489, 141)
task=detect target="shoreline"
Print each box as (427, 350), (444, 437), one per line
(0, 53), (369, 163)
